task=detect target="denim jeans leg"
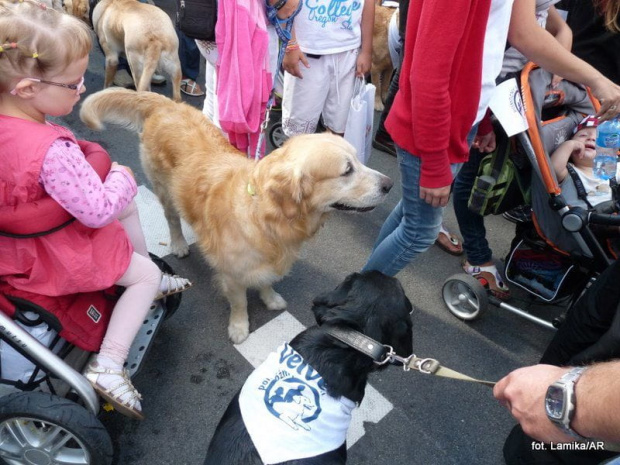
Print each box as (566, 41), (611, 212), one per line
(452, 149), (493, 265)
(177, 30), (200, 81)
(363, 148), (445, 276)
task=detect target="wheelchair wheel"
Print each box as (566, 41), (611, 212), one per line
(269, 121), (288, 149)
(442, 273), (489, 321)
(0, 391), (113, 465)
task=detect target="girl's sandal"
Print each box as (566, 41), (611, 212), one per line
(84, 361), (144, 420)
(156, 273), (193, 300)
(462, 261), (511, 300)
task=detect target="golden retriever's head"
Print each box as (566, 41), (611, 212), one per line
(257, 133), (393, 220)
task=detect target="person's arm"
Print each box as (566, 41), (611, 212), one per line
(572, 360), (620, 442)
(550, 140), (583, 182)
(411, 0), (482, 207)
(544, 5), (572, 87)
(508, 0), (620, 120)
(40, 139), (137, 228)
(356, 0), (374, 77)
(493, 361), (620, 444)
(545, 6), (572, 51)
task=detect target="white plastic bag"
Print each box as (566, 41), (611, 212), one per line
(344, 77), (376, 164)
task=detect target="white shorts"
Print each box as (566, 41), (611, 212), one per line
(282, 49), (358, 136)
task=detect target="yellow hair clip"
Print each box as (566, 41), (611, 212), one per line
(0, 46), (4, 53)
(32, 52), (38, 58)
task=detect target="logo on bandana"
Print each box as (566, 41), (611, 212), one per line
(258, 344), (324, 431)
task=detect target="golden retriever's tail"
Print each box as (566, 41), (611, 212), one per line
(80, 88), (173, 132)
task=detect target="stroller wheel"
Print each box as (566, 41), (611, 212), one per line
(0, 391), (113, 465)
(442, 273), (489, 321)
(269, 121), (288, 149)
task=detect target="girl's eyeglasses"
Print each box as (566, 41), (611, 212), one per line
(10, 76), (85, 96)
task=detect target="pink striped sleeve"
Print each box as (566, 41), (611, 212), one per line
(39, 138), (138, 228)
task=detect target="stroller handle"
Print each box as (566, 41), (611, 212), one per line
(589, 212), (620, 226)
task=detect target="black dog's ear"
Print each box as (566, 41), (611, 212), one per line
(311, 273), (360, 325)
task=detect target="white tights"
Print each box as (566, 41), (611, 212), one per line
(98, 201), (160, 365)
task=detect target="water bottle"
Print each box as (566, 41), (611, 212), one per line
(594, 117), (620, 180)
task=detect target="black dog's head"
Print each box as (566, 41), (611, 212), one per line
(311, 271), (414, 367)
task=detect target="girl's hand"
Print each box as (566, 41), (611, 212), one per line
(283, 49), (309, 79)
(112, 162), (135, 179)
(356, 51), (371, 77)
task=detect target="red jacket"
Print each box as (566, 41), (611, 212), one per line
(0, 115), (133, 297)
(385, 0), (492, 188)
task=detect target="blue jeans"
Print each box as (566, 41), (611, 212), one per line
(177, 30), (201, 81)
(363, 128), (477, 276)
(362, 152), (462, 276)
(452, 148), (492, 266)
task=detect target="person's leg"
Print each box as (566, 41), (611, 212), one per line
(372, 65), (399, 156)
(178, 30), (204, 96)
(117, 200), (149, 258)
(85, 253), (160, 419)
(453, 149), (493, 266)
(362, 148), (445, 276)
(322, 49), (358, 136)
(452, 148), (510, 297)
(282, 56), (329, 136)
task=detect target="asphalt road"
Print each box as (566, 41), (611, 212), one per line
(55, 4), (563, 463)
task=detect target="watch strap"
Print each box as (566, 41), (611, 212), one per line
(552, 367), (588, 440)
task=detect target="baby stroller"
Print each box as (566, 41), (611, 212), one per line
(442, 63), (620, 329)
(0, 148), (182, 464)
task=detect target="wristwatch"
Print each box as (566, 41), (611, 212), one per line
(545, 366), (588, 440)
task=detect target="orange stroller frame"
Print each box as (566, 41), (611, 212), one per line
(442, 63), (620, 330)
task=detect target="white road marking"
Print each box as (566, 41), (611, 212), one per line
(136, 186), (393, 446)
(135, 186), (197, 257)
(236, 312), (393, 448)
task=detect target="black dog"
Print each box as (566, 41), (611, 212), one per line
(204, 271), (414, 465)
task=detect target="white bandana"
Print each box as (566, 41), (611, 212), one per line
(239, 343), (357, 464)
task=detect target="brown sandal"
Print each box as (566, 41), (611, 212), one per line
(435, 225), (463, 256)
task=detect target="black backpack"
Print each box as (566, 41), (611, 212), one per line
(176, 0), (217, 41)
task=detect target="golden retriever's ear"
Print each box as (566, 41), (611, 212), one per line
(267, 171), (312, 219)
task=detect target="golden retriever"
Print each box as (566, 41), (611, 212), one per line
(92, 0), (182, 101)
(80, 89), (393, 344)
(371, 3), (397, 111)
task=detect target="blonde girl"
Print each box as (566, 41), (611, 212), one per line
(0, 0), (191, 420)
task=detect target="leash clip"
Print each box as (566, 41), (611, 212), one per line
(375, 345), (415, 370)
(411, 357), (440, 374)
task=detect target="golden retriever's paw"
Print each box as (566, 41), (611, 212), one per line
(259, 288), (287, 311)
(228, 321), (250, 345)
(170, 240), (190, 258)
(374, 100), (385, 112)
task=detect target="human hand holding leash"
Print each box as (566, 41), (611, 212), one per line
(590, 76), (620, 122)
(494, 364), (575, 443)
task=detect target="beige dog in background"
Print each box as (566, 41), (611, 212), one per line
(371, 2), (397, 111)
(92, 0), (182, 101)
(80, 89), (393, 344)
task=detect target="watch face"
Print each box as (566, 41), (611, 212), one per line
(545, 385), (565, 420)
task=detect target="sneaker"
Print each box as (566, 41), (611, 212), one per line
(151, 73), (166, 86)
(113, 69), (135, 88)
(372, 131), (396, 156)
(502, 205), (532, 224)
